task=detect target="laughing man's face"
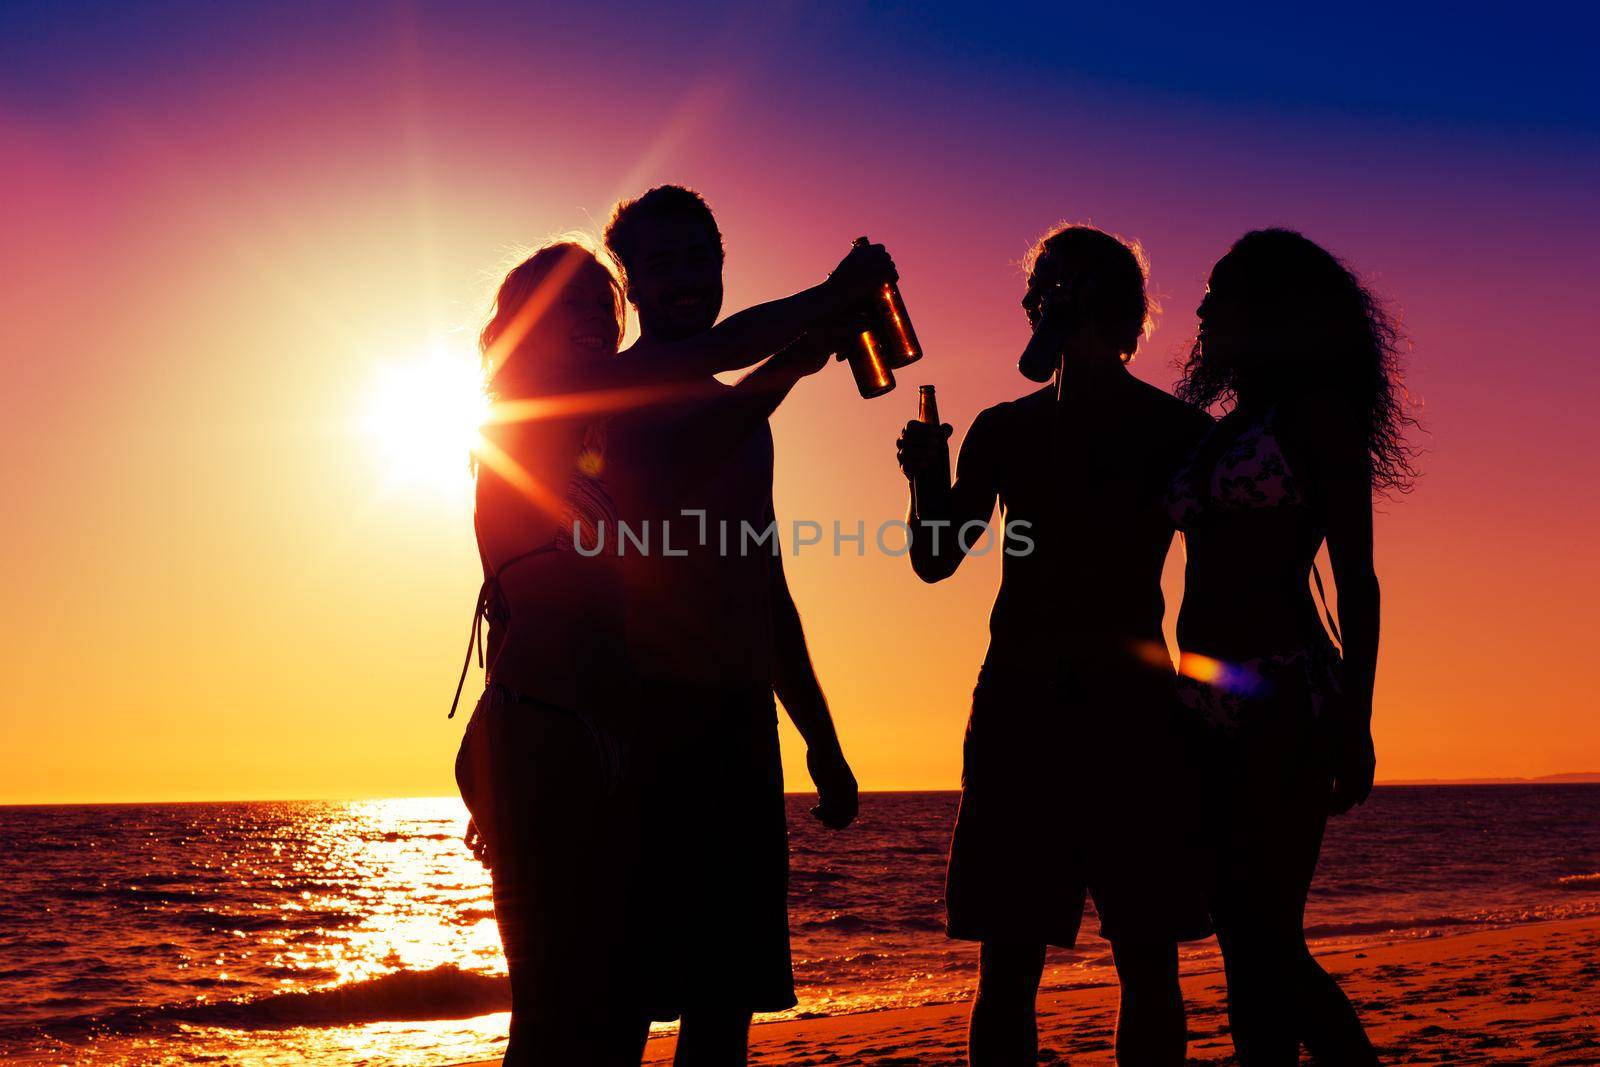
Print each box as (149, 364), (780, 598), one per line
(626, 213), (724, 342)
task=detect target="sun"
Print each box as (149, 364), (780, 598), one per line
(361, 348), (489, 495)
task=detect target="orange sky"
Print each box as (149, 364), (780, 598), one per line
(4, 8), (1599, 802)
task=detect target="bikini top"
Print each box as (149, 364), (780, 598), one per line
(1166, 405), (1304, 529)
(448, 425), (619, 718)
(552, 424), (616, 551)
(1165, 405), (1344, 647)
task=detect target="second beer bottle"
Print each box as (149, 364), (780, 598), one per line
(910, 384), (951, 516)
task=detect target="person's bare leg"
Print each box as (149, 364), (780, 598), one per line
(969, 940), (1046, 1066)
(612, 1015), (652, 1066)
(1215, 923), (1302, 1066)
(1292, 944), (1378, 1066)
(673, 1010), (751, 1067)
(1110, 938), (1186, 1066)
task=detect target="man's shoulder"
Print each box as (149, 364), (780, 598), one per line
(1005, 385), (1060, 412)
(975, 386), (1056, 430)
(1126, 376), (1213, 435)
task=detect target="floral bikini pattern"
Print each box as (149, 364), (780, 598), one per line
(1166, 406), (1302, 527)
(1215, 424), (1298, 507)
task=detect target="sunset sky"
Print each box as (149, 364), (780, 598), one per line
(3, 3), (1597, 802)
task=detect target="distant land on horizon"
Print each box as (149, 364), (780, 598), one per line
(1376, 772), (1600, 786)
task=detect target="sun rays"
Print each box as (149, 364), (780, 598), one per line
(361, 348), (489, 496)
(360, 338), (718, 521)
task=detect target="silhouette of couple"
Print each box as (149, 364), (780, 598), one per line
(453, 187), (1412, 1066)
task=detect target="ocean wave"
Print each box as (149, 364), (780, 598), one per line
(1553, 872), (1600, 889)
(110, 887), (208, 904)
(173, 908), (364, 933)
(1303, 915), (1479, 938)
(374, 831), (456, 842)
(1304, 903), (1600, 941)
(796, 912), (884, 933)
(795, 911), (946, 936)
(1311, 881), (1388, 897)
(18, 966), (509, 1039)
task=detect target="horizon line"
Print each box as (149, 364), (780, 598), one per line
(6, 774), (1600, 807)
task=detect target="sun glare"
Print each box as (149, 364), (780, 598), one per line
(362, 349), (488, 495)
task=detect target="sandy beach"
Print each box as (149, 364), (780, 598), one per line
(457, 918), (1600, 1065)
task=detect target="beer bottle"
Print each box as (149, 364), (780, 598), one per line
(839, 236), (923, 397)
(871, 253), (922, 370)
(910, 385), (951, 515)
(842, 322), (896, 399)
(917, 383), (941, 428)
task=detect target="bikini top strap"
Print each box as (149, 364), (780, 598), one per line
(447, 540), (559, 718)
(449, 581), (492, 719)
(1311, 560), (1344, 650)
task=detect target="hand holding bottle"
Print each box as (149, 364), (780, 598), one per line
(826, 239), (898, 308)
(895, 420), (950, 481)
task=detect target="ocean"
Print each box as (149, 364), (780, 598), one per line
(3, 786), (1599, 1064)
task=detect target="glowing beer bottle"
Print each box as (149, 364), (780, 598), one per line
(843, 321), (896, 399)
(870, 249), (923, 370)
(840, 236), (923, 397)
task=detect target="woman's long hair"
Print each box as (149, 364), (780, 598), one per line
(479, 237), (626, 401)
(1176, 228), (1418, 495)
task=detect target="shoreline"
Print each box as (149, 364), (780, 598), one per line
(454, 916), (1600, 1065)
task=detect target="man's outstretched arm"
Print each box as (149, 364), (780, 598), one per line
(767, 525), (858, 829)
(610, 241), (894, 382)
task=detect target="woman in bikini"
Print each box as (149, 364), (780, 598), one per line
(453, 236), (891, 1064)
(1168, 228), (1416, 1066)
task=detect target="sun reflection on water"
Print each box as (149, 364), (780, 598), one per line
(272, 798), (508, 988)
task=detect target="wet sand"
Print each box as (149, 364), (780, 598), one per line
(459, 917), (1600, 1064)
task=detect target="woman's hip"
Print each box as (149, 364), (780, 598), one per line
(455, 685), (627, 867)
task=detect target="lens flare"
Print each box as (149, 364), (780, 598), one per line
(1176, 651), (1272, 696)
(1129, 640), (1270, 697)
(362, 350), (489, 495)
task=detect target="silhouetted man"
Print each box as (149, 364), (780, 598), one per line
(897, 224), (1213, 1066)
(602, 185), (862, 1066)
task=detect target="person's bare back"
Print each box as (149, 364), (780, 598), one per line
(957, 375), (1211, 678)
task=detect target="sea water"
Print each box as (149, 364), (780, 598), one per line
(3, 786), (1599, 1064)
